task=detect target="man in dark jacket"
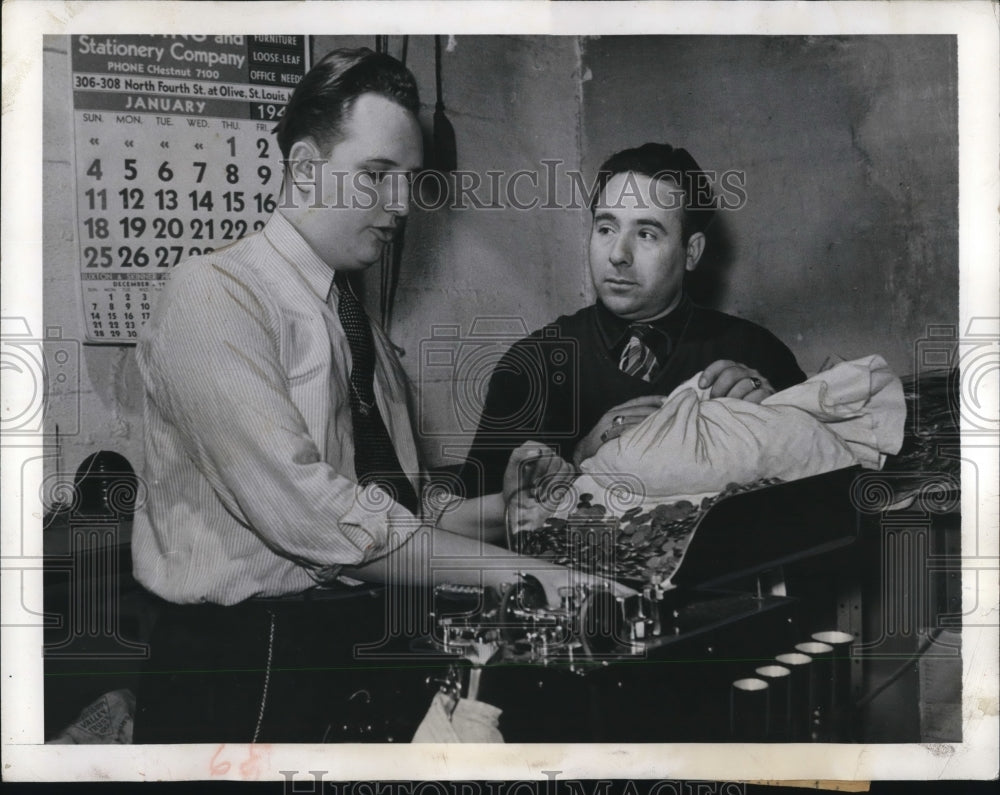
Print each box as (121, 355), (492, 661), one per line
(461, 143), (806, 496)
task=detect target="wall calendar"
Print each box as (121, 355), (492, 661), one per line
(70, 35), (309, 343)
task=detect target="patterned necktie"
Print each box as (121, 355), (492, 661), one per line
(619, 323), (659, 382)
(333, 271), (419, 514)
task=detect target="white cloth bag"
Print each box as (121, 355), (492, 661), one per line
(579, 354), (905, 504)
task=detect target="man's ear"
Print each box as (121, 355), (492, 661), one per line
(287, 139), (321, 187)
(685, 232), (706, 272)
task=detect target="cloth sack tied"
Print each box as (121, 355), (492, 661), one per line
(578, 354), (905, 504)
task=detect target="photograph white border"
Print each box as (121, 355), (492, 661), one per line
(2, 0), (997, 783)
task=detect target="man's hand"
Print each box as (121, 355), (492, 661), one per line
(525, 569), (640, 605)
(502, 443), (575, 537)
(572, 395), (666, 466)
(699, 359), (774, 403)
(502, 442), (575, 506)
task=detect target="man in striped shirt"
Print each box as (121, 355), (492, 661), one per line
(132, 48), (606, 743)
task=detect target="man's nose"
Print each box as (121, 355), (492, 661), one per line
(384, 176), (410, 217)
(609, 234), (632, 266)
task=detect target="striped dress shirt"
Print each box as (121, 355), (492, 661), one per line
(132, 212), (422, 604)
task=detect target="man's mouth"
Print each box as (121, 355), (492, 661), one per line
(605, 278), (637, 287)
(371, 226), (396, 243)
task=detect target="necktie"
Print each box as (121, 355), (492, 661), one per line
(619, 323), (659, 382)
(333, 271), (419, 514)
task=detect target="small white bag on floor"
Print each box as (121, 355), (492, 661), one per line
(411, 692), (504, 743)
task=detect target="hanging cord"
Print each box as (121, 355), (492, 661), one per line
(251, 610), (277, 743)
(435, 35), (444, 113)
(431, 35), (457, 173)
(375, 34), (406, 333)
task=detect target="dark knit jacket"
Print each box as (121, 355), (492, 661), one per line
(459, 296), (805, 496)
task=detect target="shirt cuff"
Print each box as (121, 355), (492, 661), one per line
(339, 482), (422, 562)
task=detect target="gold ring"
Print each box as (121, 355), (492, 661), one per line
(749, 376), (762, 390)
(612, 415), (626, 426)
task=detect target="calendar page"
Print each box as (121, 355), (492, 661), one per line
(70, 35), (309, 343)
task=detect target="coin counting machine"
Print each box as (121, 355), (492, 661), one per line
(425, 466), (870, 742)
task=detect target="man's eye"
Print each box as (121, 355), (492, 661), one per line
(638, 230), (658, 241)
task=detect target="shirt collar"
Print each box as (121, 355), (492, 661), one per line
(595, 294), (693, 353)
(263, 211), (338, 302)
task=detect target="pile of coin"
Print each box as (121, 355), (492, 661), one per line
(514, 479), (781, 585)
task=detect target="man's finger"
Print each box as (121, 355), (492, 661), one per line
(513, 441), (547, 459)
(576, 572), (639, 600)
(599, 415), (649, 445)
(600, 416), (644, 438)
(606, 410), (657, 425)
(609, 395), (667, 411)
(511, 443), (574, 498)
(611, 580), (640, 599)
(712, 369), (772, 399)
(698, 359), (736, 388)
(603, 406), (661, 429)
(504, 444), (546, 498)
(511, 442), (557, 474)
(708, 365), (749, 398)
(724, 377), (758, 400)
(530, 451), (573, 483)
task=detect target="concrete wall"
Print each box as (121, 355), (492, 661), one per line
(580, 36), (958, 376)
(42, 35), (956, 478)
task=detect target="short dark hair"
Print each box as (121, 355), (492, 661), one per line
(274, 47), (420, 159)
(590, 143), (717, 242)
